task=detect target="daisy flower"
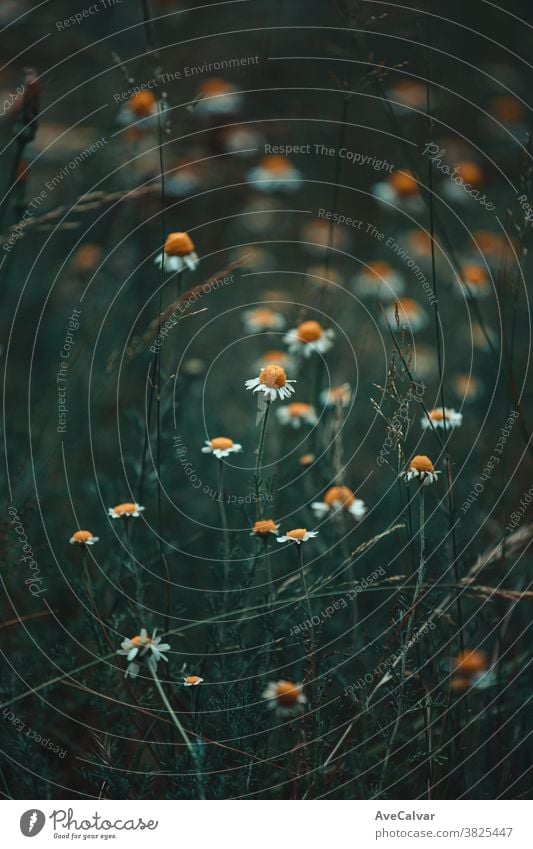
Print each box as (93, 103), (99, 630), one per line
(382, 298), (427, 332)
(453, 373), (484, 402)
(306, 264), (342, 289)
(372, 169), (422, 211)
(422, 407), (463, 430)
(247, 155), (302, 192)
(320, 383), (352, 408)
(276, 402), (317, 428)
(387, 79), (429, 113)
(195, 77), (242, 115)
(165, 161), (205, 198)
(453, 649), (488, 675)
(255, 349), (293, 372)
(69, 530), (99, 545)
(284, 320), (334, 358)
(245, 364), (296, 401)
(117, 628), (171, 678)
(457, 264), (490, 298)
(262, 680), (306, 715)
(155, 231), (199, 273)
(242, 307), (286, 334)
(108, 502), (145, 519)
(442, 161), (484, 203)
(353, 261), (405, 300)
(183, 675), (204, 686)
(311, 486), (366, 520)
(299, 453), (316, 467)
(251, 519), (280, 538)
(202, 437), (243, 459)
(117, 91), (165, 127)
(276, 528), (318, 544)
(301, 219), (350, 255)
(221, 124), (264, 155)
(403, 455), (441, 486)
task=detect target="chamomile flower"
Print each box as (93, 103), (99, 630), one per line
(320, 383), (352, 408)
(245, 364), (296, 401)
(195, 77), (242, 115)
(183, 675), (204, 686)
(457, 264), (490, 298)
(247, 155), (302, 192)
(284, 320), (334, 358)
(422, 408), (463, 430)
(251, 519), (280, 538)
(387, 79), (429, 114)
(69, 530), (99, 545)
(255, 349), (293, 372)
(117, 628), (171, 678)
(311, 486), (366, 520)
(453, 373), (484, 402)
(276, 402), (317, 428)
(403, 455), (441, 486)
(301, 219), (350, 255)
(382, 298), (427, 332)
(108, 502), (145, 519)
(299, 453), (316, 467)
(353, 261), (405, 300)
(154, 231), (199, 273)
(276, 528), (318, 544)
(442, 161), (484, 203)
(262, 680), (306, 715)
(242, 307), (286, 334)
(454, 649), (488, 675)
(202, 437), (243, 459)
(117, 91), (165, 127)
(372, 169), (422, 212)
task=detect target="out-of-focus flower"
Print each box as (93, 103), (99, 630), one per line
(372, 169), (422, 211)
(421, 408), (463, 430)
(117, 628), (171, 678)
(300, 220), (350, 255)
(242, 307), (286, 334)
(73, 244), (102, 273)
(387, 79), (429, 112)
(276, 402), (317, 428)
(410, 344), (438, 381)
(251, 519), (279, 538)
(108, 502), (145, 518)
(458, 264), (490, 298)
(454, 649), (488, 675)
(184, 675), (204, 686)
(255, 349), (293, 372)
(320, 383), (351, 408)
(221, 124), (264, 154)
(403, 455), (441, 486)
(311, 486), (366, 520)
(453, 373), (483, 402)
(69, 530), (99, 545)
(353, 261), (405, 300)
(245, 365), (296, 401)
(442, 161), (484, 202)
(195, 77), (242, 115)
(165, 159), (205, 197)
(247, 155), (302, 192)
(299, 453), (315, 467)
(202, 437), (243, 459)
(489, 95), (526, 128)
(306, 265), (342, 289)
(284, 320), (334, 357)
(470, 230), (507, 260)
(155, 232), (199, 273)
(382, 298), (427, 332)
(262, 680), (306, 715)
(276, 528), (318, 544)
(117, 91), (165, 127)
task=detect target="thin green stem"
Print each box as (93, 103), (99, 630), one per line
(255, 399), (271, 517)
(217, 459), (230, 589)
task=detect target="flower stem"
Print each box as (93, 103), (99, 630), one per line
(255, 398), (271, 517)
(217, 459), (230, 599)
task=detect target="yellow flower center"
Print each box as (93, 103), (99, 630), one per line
(129, 91), (156, 117)
(367, 261), (392, 279)
(323, 486), (354, 508)
(262, 154), (290, 174)
(409, 455), (435, 473)
(297, 320), (323, 343)
(274, 680), (301, 706)
(396, 298), (420, 317)
(253, 519), (278, 535)
(288, 402), (312, 418)
(429, 409), (445, 421)
(164, 232), (195, 256)
(131, 634), (151, 647)
(463, 264), (487, 286)
(454, 650), (488, 674)
(249, 308), (278, 326)
(200, 77), (232, 96)
(210, 437), (234, 451)
(455, 161), (483, 187)
(390, 169), (418, 196)
(72, 530), (94, 543)
(299, 453), (315, 466)
(259, 365), (287, 388)
(113, 502), (138, 516)
(286, 528), (307, 541)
